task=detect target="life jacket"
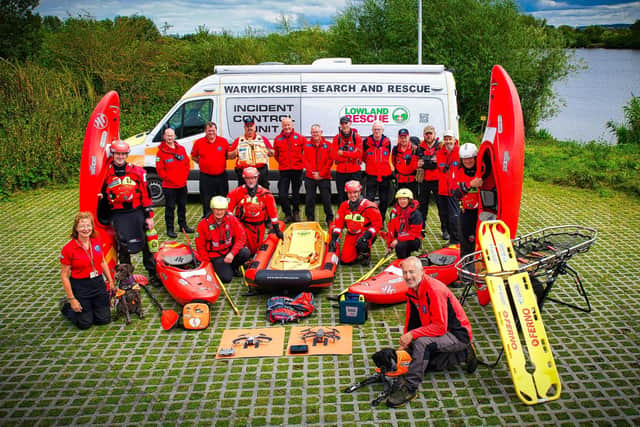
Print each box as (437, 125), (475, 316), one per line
(451, 166), (480, 211)
(339, 198), (380, 235)
(419, 139), (440, 181)
(236, 135), (270, 168)
(104, 162), (151, 211)
(201, 213), (236, 257)
(362, 135), (393, 179)
(392, 143), (419, 183)
(228, 185), (274, 224)
(387, 199), (422, 244)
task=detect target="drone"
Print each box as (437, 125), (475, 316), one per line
(299, 327), (341, 346)
(232, 333), (273, 348)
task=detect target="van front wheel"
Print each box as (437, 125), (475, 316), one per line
(147, 171), (165, 206)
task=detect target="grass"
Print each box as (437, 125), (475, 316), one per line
(0, 179), (639, 425)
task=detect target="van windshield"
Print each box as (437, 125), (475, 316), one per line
(153, 99), (213, 142)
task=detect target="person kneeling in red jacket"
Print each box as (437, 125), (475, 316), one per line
(385, 189), (423, 259)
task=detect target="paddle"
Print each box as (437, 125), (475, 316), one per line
(137, 276), (179, 331)
(182, 228), (240, 315)
(327, 252), (396, 301)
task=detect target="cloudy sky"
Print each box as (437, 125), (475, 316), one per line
(36, 0), (640, 35)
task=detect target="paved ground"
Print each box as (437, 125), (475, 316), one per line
(0, 180), (638, 426)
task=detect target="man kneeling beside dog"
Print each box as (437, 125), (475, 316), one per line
(385, 256), (477, 408)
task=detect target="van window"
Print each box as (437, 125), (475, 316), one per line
(153, 99), (213, 142)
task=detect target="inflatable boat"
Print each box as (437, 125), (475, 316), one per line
(155, 241), (221, 305)
(244, 222), (339, 290)
(348, 65), (526, 305)
(78, 91), (121, 276)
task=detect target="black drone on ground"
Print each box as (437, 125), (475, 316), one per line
(299, 327), (341, 346)
(232, 333), (273, 348)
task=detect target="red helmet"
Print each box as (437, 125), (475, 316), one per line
(242, 167), (259, 179)
(111, 140), (130, 154)
(345, 180), (362, 192)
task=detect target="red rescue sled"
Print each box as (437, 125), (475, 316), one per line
(348, 65), (526, 305)
(155, 241), (221, 306)
(78, 91), (121, 276)
(244, 222), (339, 291)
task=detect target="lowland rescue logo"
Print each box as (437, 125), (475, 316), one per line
(340, 106), (410, 124)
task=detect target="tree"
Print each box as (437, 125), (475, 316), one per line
(330, 0), (573, 132)
(0, 0), (42, 60)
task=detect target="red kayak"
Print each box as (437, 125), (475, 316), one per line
(348, 65), (525, 305)
(348, 246), (460, 304)
(78, 91), (121, 277)
(155, 241), (221, 306)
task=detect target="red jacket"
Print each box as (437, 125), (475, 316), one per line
(333, 197), (383, 237)
(392, 143), (419, 183)
(386, 200), (423, 246)
(274, 131), (306, 170)
(156, 141), (190, 188)
(195, 212), (247, 259)
(418, 139), (440, 182)
(362, 135), (393, 180)
(228, 185), (279, 226)
(331, 130), (363, 173)
(303, 137), (333, 179)
(451, 165), (480, 211)
(436, 144), (459, 196)
(191, 135), (231, 175)
(404, 274), (472, 344)
(103, 161), (153, 216)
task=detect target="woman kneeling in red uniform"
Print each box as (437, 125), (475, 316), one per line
(385, 189), (423, 259)
(59, 212), (114, 329)
(195, 196), (251, 283)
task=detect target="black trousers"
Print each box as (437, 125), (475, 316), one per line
(335, 171), (362, 206)
(395, 238), (422, 259)
(199, 172), (228, 217)
(438, 195), (461, 244)
(163, 186), (188, 231)
(459, 208), (478, 259)
(278, 169), (303, 216)
(62, 276), (111, 329)
(365, 174), (392, 222)
(211, 247), (251, 283)
(419, 180), (447, 230)
(111, 209), (156, 275)
(304, 177), (333, 222)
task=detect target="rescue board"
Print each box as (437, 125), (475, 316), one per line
(78, 91), (121, 276)
(480, 220), (561, 405)
(244, 222), (339, 290)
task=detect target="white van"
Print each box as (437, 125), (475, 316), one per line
(125, 58), (459, 204)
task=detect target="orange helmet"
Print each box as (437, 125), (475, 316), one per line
(345, 180), (362, 192)
(242, 167), (259, 178)
(110, 140), (130, 154)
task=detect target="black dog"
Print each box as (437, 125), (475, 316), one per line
(372, 348), (399, 374)
(113, 264), (144, 325)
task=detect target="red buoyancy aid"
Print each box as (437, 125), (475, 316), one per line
(335, 198), (383, 236)
(104, 162), (152, 211)
(227, 185), (279, 225)
(392, 143), (419, 183)
(387, 199), (423, 245)
(451, 166), (480, 211)
(195, 212), (247, 259)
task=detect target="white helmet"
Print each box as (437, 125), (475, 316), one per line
(459, 143), (478, 159)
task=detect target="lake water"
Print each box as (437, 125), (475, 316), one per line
(537, 49), (640, 144)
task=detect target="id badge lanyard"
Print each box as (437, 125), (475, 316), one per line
(76, 239), (99, 278)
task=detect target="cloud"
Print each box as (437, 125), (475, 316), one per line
(37, 0), (349, 35)
(528, 1), (640, 26)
